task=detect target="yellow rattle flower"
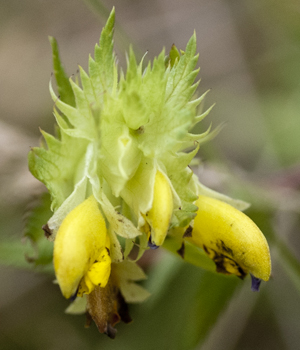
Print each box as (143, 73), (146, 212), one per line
(54, 196), (111, 299)
(187, 195), (271, 291)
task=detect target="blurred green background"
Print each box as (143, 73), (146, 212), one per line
(1, 0), (300, 349)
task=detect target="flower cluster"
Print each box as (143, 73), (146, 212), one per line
(28, 8), (271, 338)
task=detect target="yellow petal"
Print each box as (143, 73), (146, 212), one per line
(54, 196), (107, 298)
(77, 274), (93, 297)
(146, 171), (173, 247)
(77, 248), (112, 297)
(88, 259), (111, 286)
(188, 195), (271, 281)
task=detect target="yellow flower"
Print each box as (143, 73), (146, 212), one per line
(187, 195), (271, 290)
(54, 196), (111, 299)
(144, 171), (173, 248)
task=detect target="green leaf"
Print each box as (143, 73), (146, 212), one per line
(24, 192), (54, 267)
(0, 239), (31, 269)
(49, 36), (75, 107)
(0, 238), (54, 273)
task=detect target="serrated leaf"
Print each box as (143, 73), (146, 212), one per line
(28, 128), (89, 211)
(89, 7), (116, 98)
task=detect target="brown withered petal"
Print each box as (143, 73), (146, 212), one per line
(86, 271), (131, 339)
(86, 279), (120, 338)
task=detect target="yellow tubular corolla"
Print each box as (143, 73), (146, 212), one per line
(146, 171), (173, 247)
(54, 196), (110, 299)
(188, 195), (271, 282)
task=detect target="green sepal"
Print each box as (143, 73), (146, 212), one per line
(114, 260), (151, 303)
(65, 295), (87, 314)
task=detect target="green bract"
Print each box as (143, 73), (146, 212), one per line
(28, 8), (218, 234)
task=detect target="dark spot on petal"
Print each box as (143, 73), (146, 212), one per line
(179, 207), (182, 210)
(42, 224), (52, 238)
(183, 225), (193, 238)
(251, 274), (262, 292)
(203, 245), (209, 254)
(216, 239), (233, 256)
(177, 242), (185, 259)
(118, 218), (124, 223)
(238, 266), (246, 279)
(207, 248), (247, 279)
(215, 260), (229, 274)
